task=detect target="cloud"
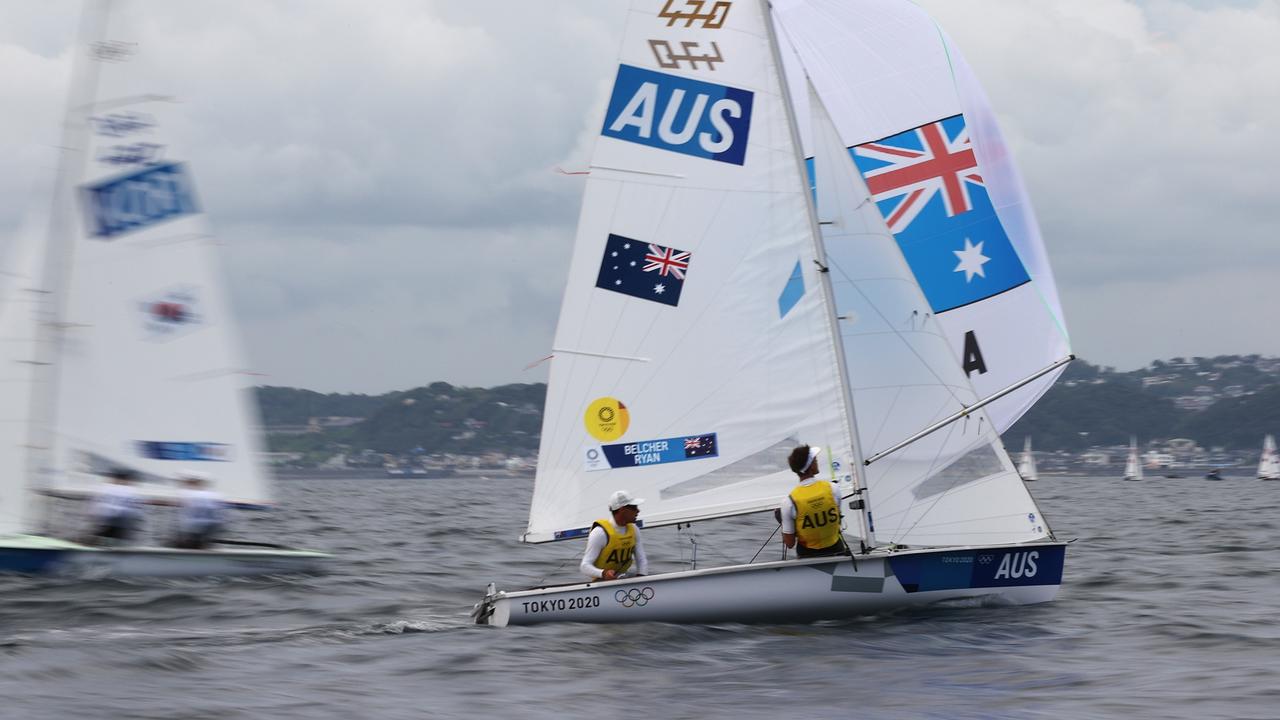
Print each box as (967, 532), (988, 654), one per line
(1, 0), (1275, 393)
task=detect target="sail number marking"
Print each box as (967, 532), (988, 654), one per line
(82, 162), (199, 239)
(602, 64), (753, 166)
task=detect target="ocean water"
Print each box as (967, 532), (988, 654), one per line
(1, 474), (1277, 719)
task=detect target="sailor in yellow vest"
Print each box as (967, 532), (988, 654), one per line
(781, 445), (849, 557)
(579, 490), (649, 581)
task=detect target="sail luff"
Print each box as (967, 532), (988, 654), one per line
(763, 1), (873, 546)
(23, 0), (112, 530)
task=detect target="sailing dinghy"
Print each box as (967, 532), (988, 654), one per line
(0, 2), (327, 577)
(1018, 437), (1039, 482)
(1123, 437), (1143, 482)
(473, 0), (1073, 627)
(1258, 435), (1279, 481)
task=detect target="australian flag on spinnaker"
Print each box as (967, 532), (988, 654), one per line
(852, 114), (1029, 313)
(594, 233), (690, 307)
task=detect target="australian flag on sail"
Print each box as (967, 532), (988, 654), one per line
(852, 114), (1029, 313)
(594, 233), (690, 307)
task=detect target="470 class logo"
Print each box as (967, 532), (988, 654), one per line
(602, 64), (753, 165)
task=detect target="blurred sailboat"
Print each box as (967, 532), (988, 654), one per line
(1122, 437), (1143, 481)
(1257, 435), (1278, 481)
(0, 1), (327, 577)
(1017, 437), (1039, 482)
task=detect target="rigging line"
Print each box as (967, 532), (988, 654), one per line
(749, 522), (782, 564)
(864, 355), (1074, 466)
(886, 416), (963, 542)
(826, 253), (967, 411)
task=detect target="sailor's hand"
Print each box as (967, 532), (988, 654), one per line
(601, 569), (618, 580)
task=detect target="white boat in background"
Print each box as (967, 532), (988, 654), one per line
(474, 0), (1073, 627)
(1018, 437), (1039, 482)
(1123, 437), (1143, 481)
(0, 1), (326, 577)
(1258, 435), (1279, 481)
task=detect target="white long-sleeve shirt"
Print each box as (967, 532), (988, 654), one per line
(177, 489), (225, 534)
(579, 524), (649, 579)
(779, 478), (841, 534)
(92, 483), (143, 523)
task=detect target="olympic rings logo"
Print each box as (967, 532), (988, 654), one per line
(614, 586), (655, 608)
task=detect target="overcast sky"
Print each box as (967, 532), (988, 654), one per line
(1, 0), (1276, 393)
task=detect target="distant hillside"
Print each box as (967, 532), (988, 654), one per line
(258, 355), (1280, 457)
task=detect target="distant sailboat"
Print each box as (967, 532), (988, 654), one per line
(0, 1), (327, 577)
(1018, 437), (1038, 482)
(474, 0), (1073, 627)
(1122, 437), (1143, 481)
(1258, 435), (1278, 481)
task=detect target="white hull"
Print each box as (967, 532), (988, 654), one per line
(474, 542), (1064, 627)
(0, 534), (328, 578)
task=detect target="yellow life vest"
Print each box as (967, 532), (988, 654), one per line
(789, 481), (841, 550)
(592, 518), (637, 575)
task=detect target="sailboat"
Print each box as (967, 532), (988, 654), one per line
(1018, 437), (1039, 482)
(1122, 437), (1143, 481)
(473, 0), (1073, 627)
(1258, 435), (1279, 481)
(0, 1), (327, 577)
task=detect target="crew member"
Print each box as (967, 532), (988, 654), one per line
(780, 445), (848, 557)
(172, 470), (226, 549)
(580, 490), (649, 581)
(89, 468), (144, 545)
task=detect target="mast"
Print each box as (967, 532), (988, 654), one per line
(24, 0), (113, 531)
(761, 0), (877, 548)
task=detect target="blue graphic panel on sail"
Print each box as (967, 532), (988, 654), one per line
(602, 64), (754, 165)
(851, 115), (1029, 313)
(82, 162), (200, 239)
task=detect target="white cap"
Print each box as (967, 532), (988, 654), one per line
(608, 490), (645, 512)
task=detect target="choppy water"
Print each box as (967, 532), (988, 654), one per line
(1, 474), (1277, 719)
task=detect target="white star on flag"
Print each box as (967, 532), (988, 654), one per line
(952, 237), (990, 282)
(653, 283), (665, 294)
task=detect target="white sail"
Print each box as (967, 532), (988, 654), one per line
(1124, 437), (1143, 480)
(19, 2), (271, 512)
(808, 78), (1047, 546)
(1018, 437), (1038, 482)
(771, 0), (1071, 435)
(1259, 434), (1279, 480)
(524, 0), (854, 542)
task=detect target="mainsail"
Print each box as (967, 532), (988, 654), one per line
(525, 0), (853, 542)
(10, 1), (271, 516)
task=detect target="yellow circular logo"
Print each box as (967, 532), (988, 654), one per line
(585, 397), (630, 441)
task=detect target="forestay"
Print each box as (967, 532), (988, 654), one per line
(526, 0), (852, 542)
(771, 0), (1071, 435)
(21, 2), (271, 511)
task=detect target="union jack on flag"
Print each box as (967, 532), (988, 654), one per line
(853, 115), (982, 234)
(643, 244), (690, 279)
